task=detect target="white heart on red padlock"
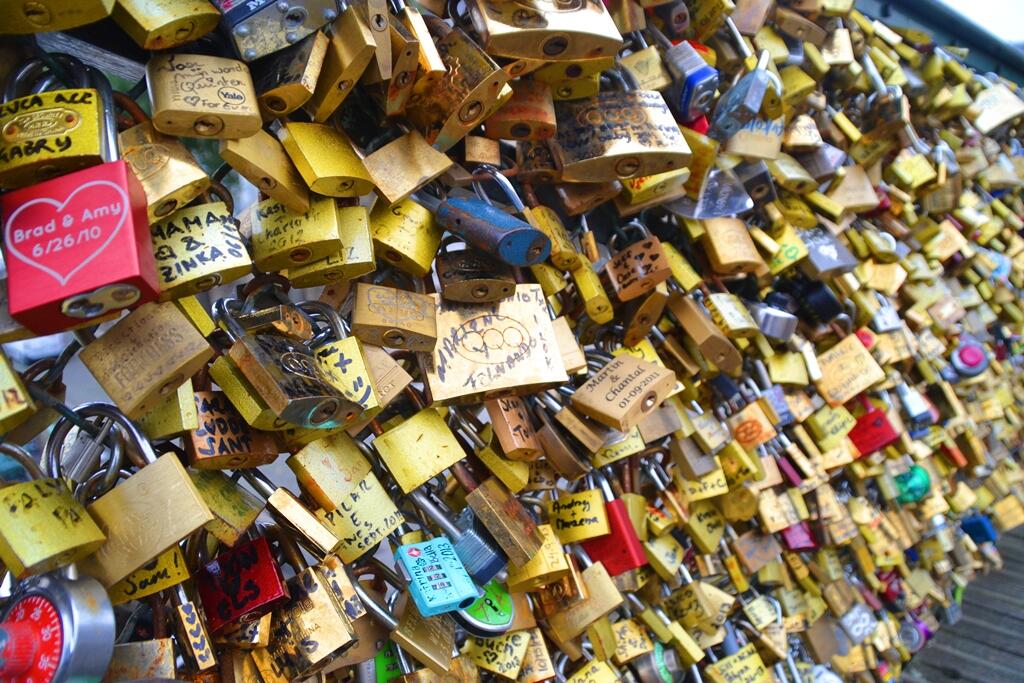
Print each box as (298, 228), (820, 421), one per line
(3, 180), (130, 287)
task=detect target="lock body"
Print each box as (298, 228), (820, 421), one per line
(0, 89), (104, 191)
(147, 53), (262, 139)
(215, 0), (339, 62)
(1, 161), (159, 334)
(150, 202), (251, 299)
(120, 120), (210, 222)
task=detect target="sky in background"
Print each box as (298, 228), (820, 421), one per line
(939, 0), (1024, 43)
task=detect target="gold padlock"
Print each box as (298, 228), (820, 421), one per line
(147, 53), (262, 139)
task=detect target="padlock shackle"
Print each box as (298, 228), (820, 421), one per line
(406, 490), (464, 541)
(300, 300), (346, 342)
(352, 581), (400, 631)
(0, 443), (45, 480)
(240, 469), (277, 500)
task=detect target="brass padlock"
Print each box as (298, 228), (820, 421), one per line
(118, 98), (210, 223)
(276, 121), (373, 197)
(147, 53), (262, 139)
(404, 16), (511, 151)
(604, 221), (672, 301)
(149, 184), (252, 300)
(466, 0), (622, 60)
(221, 129), (310, 214)
(362, 129), (454, 206)
(350, 280), (437, 351)
(1, 0), (114, 33)
(250, 195), (344, 273)
(112, 0), (220, 49)
(306, 6), (376, 121)
(73, 405), (214, 586)
(250, 32), (329, 118)
(435, 239), (517, 303)
(554, 87), (692, 183)
(80, 301), (213, 419)
(0, 54), (105, 191)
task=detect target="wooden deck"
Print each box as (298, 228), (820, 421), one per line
(902, 527), (1024, 683)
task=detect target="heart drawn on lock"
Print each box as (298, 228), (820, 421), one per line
(3, 180), (130, 287)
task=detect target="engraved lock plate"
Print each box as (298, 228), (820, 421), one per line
(554, 91), (692, 183)
(420, 284), (568, 403)
(80, 302), (213, 419)
(150, 201), (251, 299)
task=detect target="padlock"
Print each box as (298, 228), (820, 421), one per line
(117, 96), (211, 223)
(1, 67), (160, 335)
(417, 167), (551, 267)
(80, 301), (213, 419)
(579, 469), (648, 576)
(221, 130), (309, 214)
(0, 443), (106, 579)
(404, 16), (511, 151)
(394, 534), (482, 617)
(647, 24), (719, 123)
(0, 53), (106, 190)
(286, 208), (374, 287)
(350, 279), (437, 351)
(363, 129), (454, 206)
(195, 534), (289, 633)
(254, 524), (357, 679)
(69, 404), (214, 587)
(249, 194), (345, 275)
(149, 184), (252, 300)
(466, 0), (622, 60)
(275, 120), (374, 197)
(187, 383), (279, 470)
(407, 487), (507, 585)
(369, 196), (444, 277)
(250, 31), (329, 119)
(421, 283), (569, 402)
(554, 74), (692, 183)
(571, 353), (676, 431)
(113, 0), (220, 49)
(214, 0), (339, 62)
(213, 297), (359, 429)
(435, 238), (517, 303)
(604, 221), (672, 302)
(708, 20), (783, 141)
(0, 571), (115, 681)
(302, 300), (382, 417)
(147, 53), (262, 139)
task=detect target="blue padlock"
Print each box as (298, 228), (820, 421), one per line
(416, 166), (551, 267)
(394, 537), (482, 617)
(961, 514), (998, 545)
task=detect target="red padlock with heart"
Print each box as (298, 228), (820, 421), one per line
(1, 159), (159, 334)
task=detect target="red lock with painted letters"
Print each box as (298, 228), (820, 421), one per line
(194, 535), (289, 633)
(1, 159), (159, 334)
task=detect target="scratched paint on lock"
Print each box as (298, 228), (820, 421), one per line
(395, 537), (481, 616)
